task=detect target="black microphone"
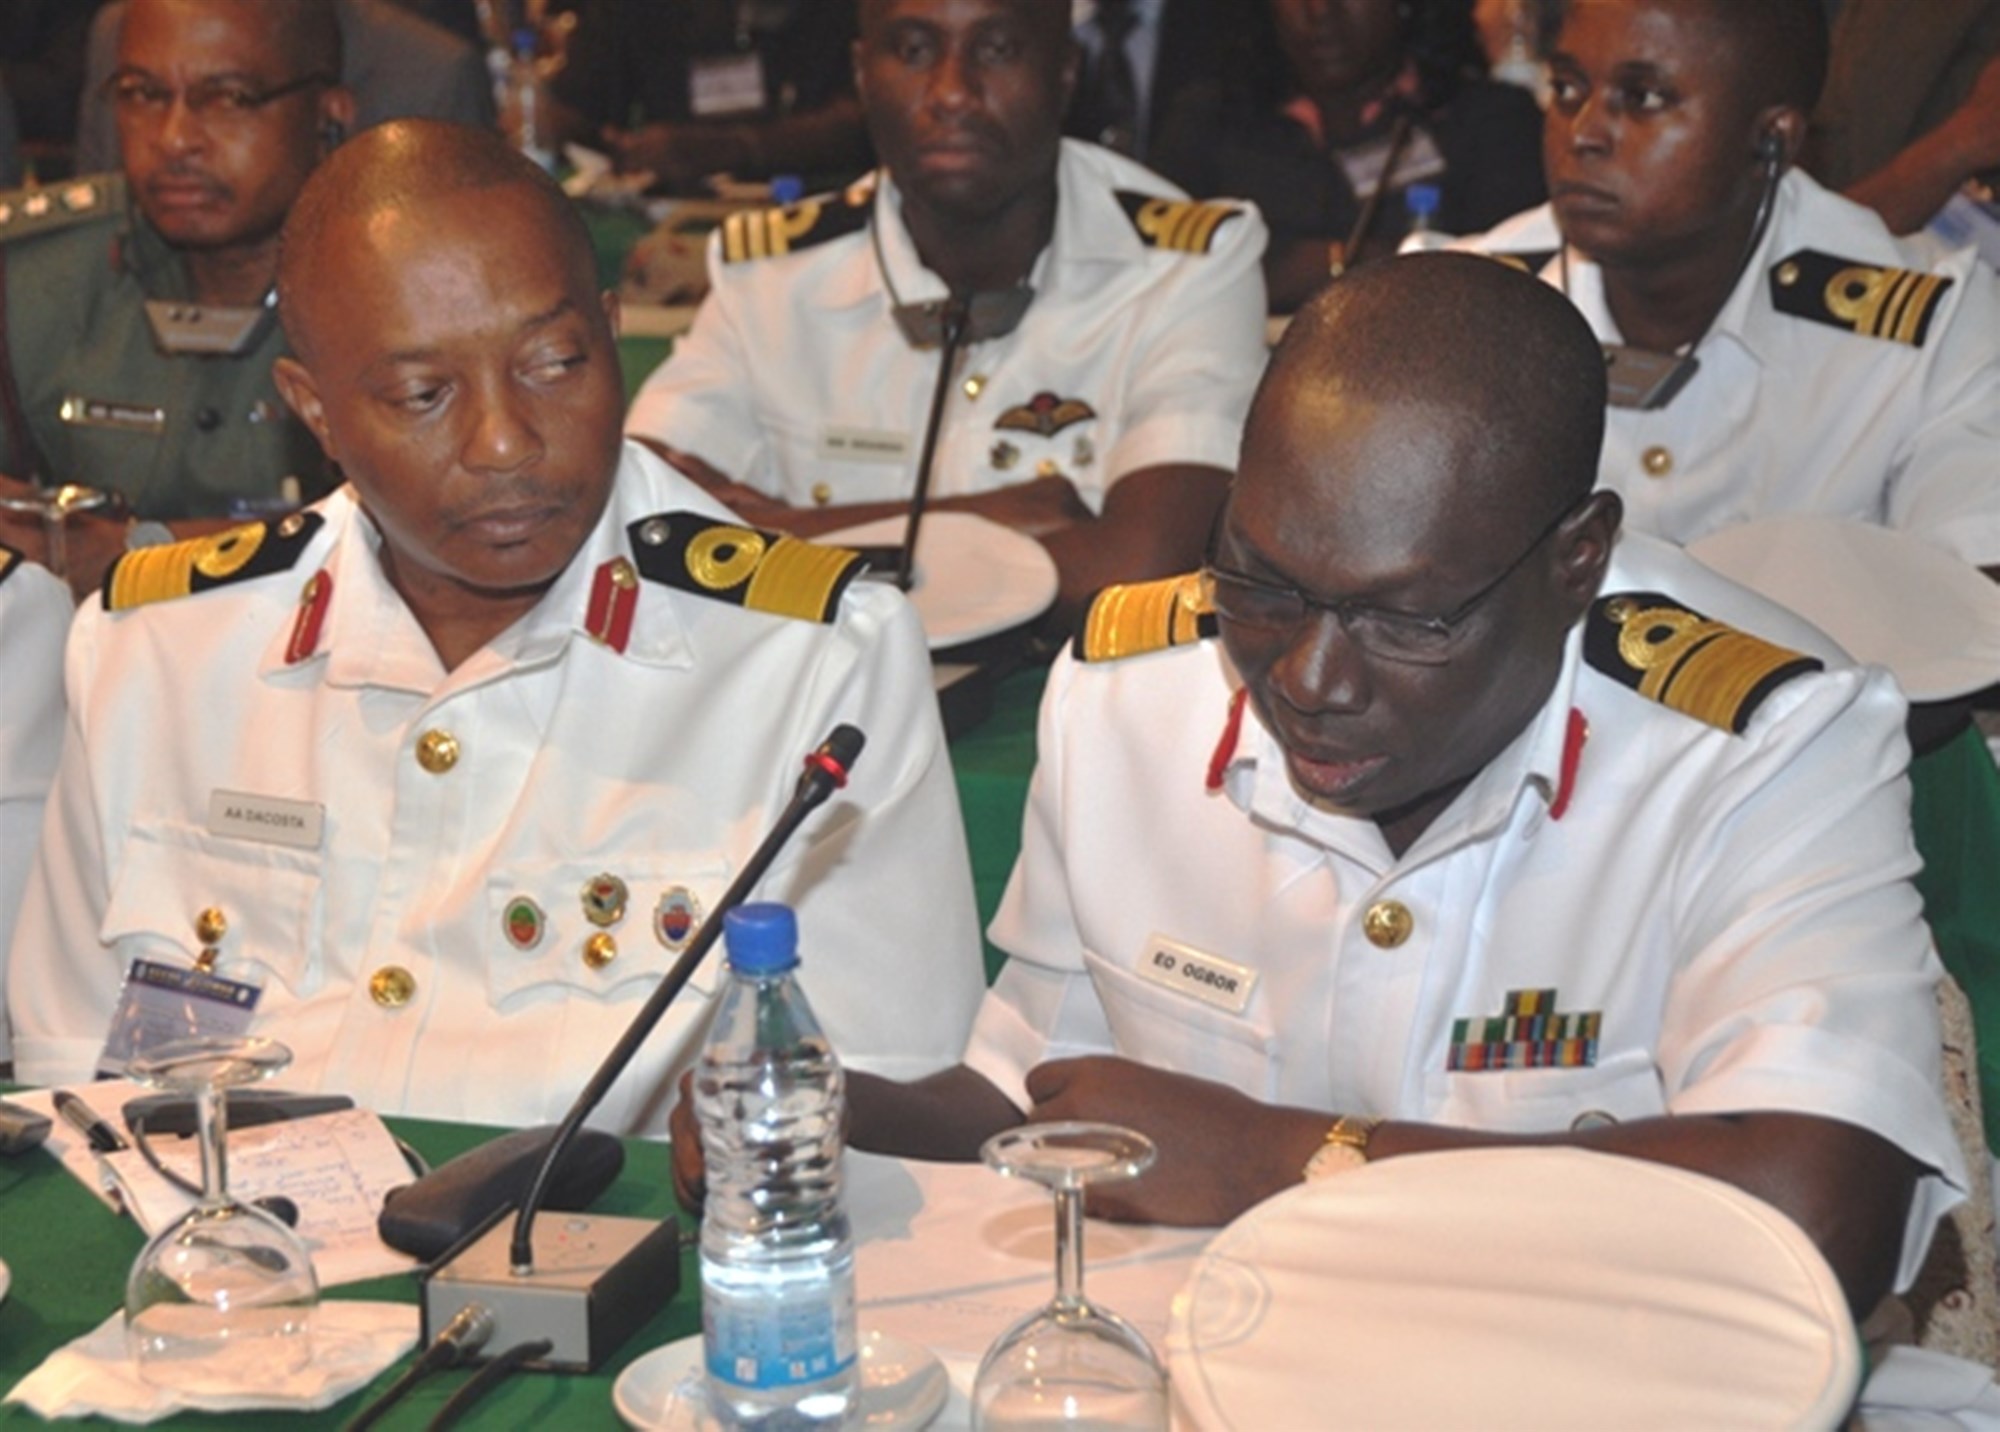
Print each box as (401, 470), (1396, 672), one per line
(893, 298), (969, 592)
(506, 723), (866, 1271)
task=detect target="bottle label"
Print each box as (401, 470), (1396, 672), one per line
(702, 1271), (857, 1391)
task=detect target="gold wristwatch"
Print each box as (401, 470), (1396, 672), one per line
(1302, 1115), (1382, 1182)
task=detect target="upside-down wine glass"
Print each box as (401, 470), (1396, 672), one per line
(972, 1121), (1167, 1430)
(123, 1035), (319, 1390)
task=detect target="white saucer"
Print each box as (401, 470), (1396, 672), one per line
(820, 512), (1058, 650)
(614, 1327), (948, 1430)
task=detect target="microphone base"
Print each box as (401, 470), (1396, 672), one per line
(421, 1212), (682, 1372)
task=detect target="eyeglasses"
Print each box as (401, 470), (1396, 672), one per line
(1202, 498), (1586, 666)
(107, 71), (335, 126)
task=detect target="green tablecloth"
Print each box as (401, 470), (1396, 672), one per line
(0, 1109), (697, 1430)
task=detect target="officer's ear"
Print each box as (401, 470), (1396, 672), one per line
(316, 85), (356, 157)
(272, 354), (338, 463)
(600, 287), (621, 338)
(1551, 490), (1621, 609)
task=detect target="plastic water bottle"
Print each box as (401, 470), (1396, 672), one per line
(1398, 183), (1452, 254)
(498, 27), (555, 172)
(697, 903), (858, 1428)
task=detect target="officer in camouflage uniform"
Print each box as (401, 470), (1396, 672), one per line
(0, 0), (350, 596)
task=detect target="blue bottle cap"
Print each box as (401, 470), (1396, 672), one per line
(724, 903), (799, 974)
(770, 174), (805, 205)
(1405, 182), (1442, 218)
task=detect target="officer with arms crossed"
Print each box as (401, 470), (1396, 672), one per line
(0, 0), (352, 598)
(626, 0), (1269, 629)
(678, 255), (1964, 1358)
(7, 120), (987, 1133)
(1464, 0), (2000, 574)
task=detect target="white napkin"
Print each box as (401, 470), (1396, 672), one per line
(5, 1301), (418, 1424)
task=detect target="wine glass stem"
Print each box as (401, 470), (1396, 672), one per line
(195, 1079), (230, 1212)
(1054, 1185), (1086, 1314)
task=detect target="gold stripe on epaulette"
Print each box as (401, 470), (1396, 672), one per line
(1132, 198), (1237, 255)
(1604, 598), (1816, 732)
(1078, 572), (1213, 661)
(743, 535), (862, 623)
(721, 200), (834, 264)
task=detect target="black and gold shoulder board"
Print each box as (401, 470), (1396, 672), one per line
(1113, 192), (1242, 255)
(718, 191), (869, 265)
(0, 175), (117, 244)
(1487, 248), (1557, 275)
(628, 511), (864, 624)
(1074, 572), (1217, 662)
(1769, 248), (1954, 347)
(103, 511), (325, 612)
(1585, 591), (1822, 734)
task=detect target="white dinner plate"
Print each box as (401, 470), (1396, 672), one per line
(1689, 515), (2000, 700)
(1169, 1148), (1860, 1431)
(614, 1327), (948, 1431)
(819, 513), (1058, 650)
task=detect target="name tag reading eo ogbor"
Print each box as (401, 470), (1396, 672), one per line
(1136, 933), (1259, 1015)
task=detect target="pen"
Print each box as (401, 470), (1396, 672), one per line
(53, 1090), (128, 1154)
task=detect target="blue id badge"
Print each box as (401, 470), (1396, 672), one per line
(97, 959), (263, 1074)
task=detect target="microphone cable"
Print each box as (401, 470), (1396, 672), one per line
(425, 1338), (555, 1430)
(343, 1304), (495, 1432)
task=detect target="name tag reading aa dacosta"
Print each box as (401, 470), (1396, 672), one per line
(208, 790), (324, 850)
(820, 427), (913, 465)
(1137, 934), (1259, 1015)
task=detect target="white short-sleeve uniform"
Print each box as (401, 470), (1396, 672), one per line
(8, 442), (985, 1133)
(967, 533), (1964, 1290)
(625, 139), (1269, 514)
(0, 548), (71, 1061)
(1464, 171), (2000, 565)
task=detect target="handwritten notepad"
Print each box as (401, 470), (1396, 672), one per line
(100, 1108), (421, 1288)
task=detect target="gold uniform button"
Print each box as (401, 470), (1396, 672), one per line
(1641, 445), (1674, 478)
(194, 906), (229, 945)
(583, 932), (618, 970)
(962, 374), (987, 400)
(1362, 900), (1414, 949)
(1775, 260), (1800, 287)
(415, 729), (460, 774)
(369, 965), (416, 1007)
(811, 482), (832, 507)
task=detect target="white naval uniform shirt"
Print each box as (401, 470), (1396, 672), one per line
(625, 139), (1269, 514)
(7, 442), (986, 1133)
(1465, 170), (2000, 566)
(0, 551), (71, 1062)
(966, 534), (1965, 1289)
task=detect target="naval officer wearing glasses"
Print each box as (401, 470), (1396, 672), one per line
(725, 254), (1962, 1336)
(0, 0), (348, 598)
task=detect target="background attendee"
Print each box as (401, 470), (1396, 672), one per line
(8, 119), (987, 1132)
(0, 0), (111, 174)
(673, 254), (1961, 1344)
(1153, 0), (1546, 310)
(1808, 0), (2000, 234)
(0, 0), (351, 597)
(0, 543), (70, 1069)
(626, 0), (1269, 630)
(75, 0), (494, 174)
(1466, 0), (2000, 574)
(1065, 0), (1258, 163)
(546, 0), (871, 190)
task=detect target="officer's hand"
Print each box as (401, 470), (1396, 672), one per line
(950, 474), (1092, 540)
(668, 1069), (707, 1215)
(1023, 1057), (1325, 1228)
